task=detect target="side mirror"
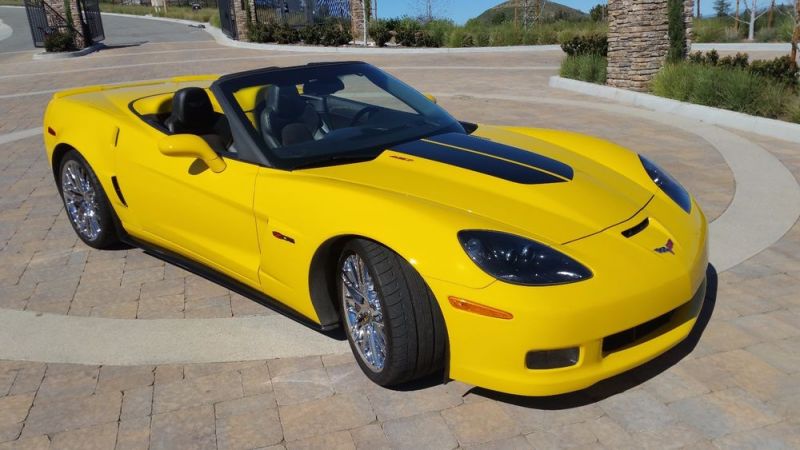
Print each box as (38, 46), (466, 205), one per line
(424, 93), (438, 104)
(158, 134), (226, 173)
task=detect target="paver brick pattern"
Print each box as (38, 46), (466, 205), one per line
(0, 37), (799, 449)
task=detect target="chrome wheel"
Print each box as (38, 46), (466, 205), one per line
(341, 253), (387, 372)
(61, 160), (102, 241)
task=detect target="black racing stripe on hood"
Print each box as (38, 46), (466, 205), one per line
(428, 133), (574, 180)
(391, 139), (564, 185)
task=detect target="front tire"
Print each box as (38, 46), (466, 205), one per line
(338, 239), (447, 386)
(58, 150), (121, 249)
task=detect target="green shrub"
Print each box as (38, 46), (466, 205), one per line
(301, 20), (351, 46)
(749, 56), (799, 87)
(560, 33), (607, 56)
(706, 49), (719, 65)
(756, 26), (778, 43)
(209, 13), (220, 28)
(789, 102), (800, 124)
(560, 54), (607, 84)
(652, 63), (790, 119)
(693, 17), (738, 42)
(274, 23), (300, 44)
(395, 17), (421, 46)
(44, 30), (76, 52)
(368, 20), (391, 47)
(777, 19), (793, 42)
(461, 33), (475, 47)
(248, 21), (277, 43)
(536, 28), (559, 44)
(717, 52), (749, 69)
(687, 51), (798, 88)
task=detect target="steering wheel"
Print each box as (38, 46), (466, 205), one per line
(349, 106), (382, 127)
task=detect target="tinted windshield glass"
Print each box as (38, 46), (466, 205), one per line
(214, 62), (465, 169)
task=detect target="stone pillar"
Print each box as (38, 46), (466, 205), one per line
(350, 0), (365, 43)
(607, 0), (693, 92)
(44, 0), (86, 48)
(231, 0), (254, 41)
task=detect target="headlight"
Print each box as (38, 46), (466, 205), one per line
(458, 230), (592, 286)
(639, 155), (691, 213)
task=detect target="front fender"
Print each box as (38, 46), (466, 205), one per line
(253, 168), (505, 322)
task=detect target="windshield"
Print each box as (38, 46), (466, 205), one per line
(213, 62), (465, 169)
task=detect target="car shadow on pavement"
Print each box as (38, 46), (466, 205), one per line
(95, 42), (146, 52)
(463, 264), (719, 409)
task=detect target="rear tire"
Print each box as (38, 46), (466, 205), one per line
(338, 239), (447, 386)
(58, 150), (121, 249)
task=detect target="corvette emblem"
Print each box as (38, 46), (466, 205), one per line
(654, 239), (675, 255)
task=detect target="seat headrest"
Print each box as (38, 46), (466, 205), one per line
(170, 87), (216, 131)
(265, 85), (307, 118)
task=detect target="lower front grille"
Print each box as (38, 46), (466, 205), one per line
(602, 309), (675, 355)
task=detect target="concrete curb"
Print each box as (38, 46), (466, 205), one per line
(691, 42), (794, 52)
(548, 76), (800, 145)
(0, 18), (11, 43)
(32, 43), (104, 60)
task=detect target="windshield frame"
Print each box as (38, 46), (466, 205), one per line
(210, 61), (465, 171)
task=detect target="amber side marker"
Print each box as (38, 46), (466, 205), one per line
(47, 127), (56, 136)
(448, 296), (513, 320)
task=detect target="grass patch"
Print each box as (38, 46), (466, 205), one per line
(560, 54), (607, 84)
(651, 62), (797, 121)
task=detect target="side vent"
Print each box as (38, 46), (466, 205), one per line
(111, 176), (127, 207)
(622, 217), (649, 238)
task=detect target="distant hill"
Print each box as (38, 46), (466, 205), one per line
(472, 0), (587, 25)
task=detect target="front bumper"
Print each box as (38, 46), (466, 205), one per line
(429, 198), (708, 397)
(431, 274), (706, 396)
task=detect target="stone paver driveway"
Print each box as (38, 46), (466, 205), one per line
(1, 18), (800, 449)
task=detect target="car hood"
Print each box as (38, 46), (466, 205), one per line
(301, 128), (653, 244)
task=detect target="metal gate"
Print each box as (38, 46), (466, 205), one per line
(77, 0), (105, 43)
(23, 0), (104, 47)
(23, 0), (50, 47)
(218, 0), (237, 39)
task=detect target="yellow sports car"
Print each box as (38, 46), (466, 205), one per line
(43, 62), (707, 396)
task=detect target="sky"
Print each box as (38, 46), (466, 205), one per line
(374, 0), (722, 25)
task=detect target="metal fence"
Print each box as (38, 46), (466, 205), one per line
(99, 0), (219, 8)
(24, 0), (92, 47)
(253, 0), (350, 27)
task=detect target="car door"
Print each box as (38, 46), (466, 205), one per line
(114, 127), (262, 288)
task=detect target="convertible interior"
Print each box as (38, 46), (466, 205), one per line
(133, 75), (424, 157)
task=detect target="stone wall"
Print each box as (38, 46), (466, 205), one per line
(44, 0), (86, 48)
(607, 0), (693, 92)
(350, 0), (365, 44)
(232, 0), (254, 41)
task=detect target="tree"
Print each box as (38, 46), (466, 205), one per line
(713, 0), (731, 16)
(589, 3), (608, 21)
(729, 0), (770, 39)
(734, 0), (740, 31)
(697, 0), (701, 17)
(668, 0), (687, 61)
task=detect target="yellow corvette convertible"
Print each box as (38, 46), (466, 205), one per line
(43, 62), (707, 396)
